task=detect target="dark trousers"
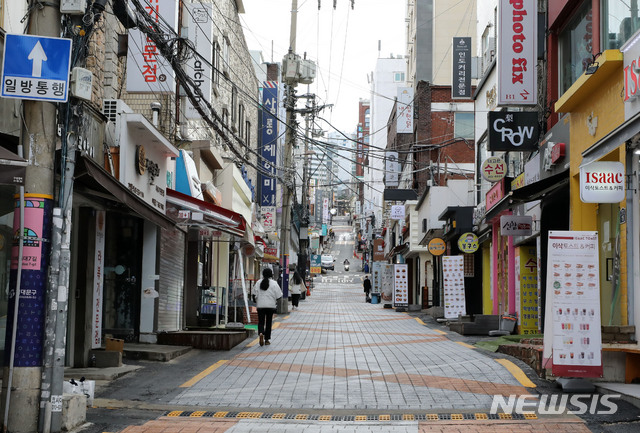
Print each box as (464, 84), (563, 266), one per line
(257, 308), (276, 340)
(291, 293), (301, 307)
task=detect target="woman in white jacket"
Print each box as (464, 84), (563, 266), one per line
(253, 268), (282, 346)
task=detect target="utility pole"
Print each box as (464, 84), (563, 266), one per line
(1, 3), (61, 433)
(278, 0), (298, 313)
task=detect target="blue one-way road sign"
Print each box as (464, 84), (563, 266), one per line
(2, 34), (72, 102)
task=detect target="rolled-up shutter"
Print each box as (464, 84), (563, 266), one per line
(158, 228), (185, 331)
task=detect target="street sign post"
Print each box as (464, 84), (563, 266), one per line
(2, 34), (72, 102)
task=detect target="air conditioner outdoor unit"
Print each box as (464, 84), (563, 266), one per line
(102, 99), (133, 123)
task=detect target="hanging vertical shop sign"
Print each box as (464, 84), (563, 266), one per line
(515, 246), (538, 334)
(92, 211), (106, 349)
(452, 37), (472, 99)
(393, 264), (409, 308)
(184, 3), (213, 119)
(497, 0), (537, 105)
(546, 231), (602, 377)
(373, 238), (385, 261)
(310, 254), (321, 274)
(443, 255), (466, 319)
(260, 81), (278, 210)
(126, 0), (178, 92)
(396, 88), (414, 133)
(7, 194), (53, 366)
(322, 197), (329, 223)
(385, 151), (399, 187)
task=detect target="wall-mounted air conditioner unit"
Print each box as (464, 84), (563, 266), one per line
(103, 99), (133, 123)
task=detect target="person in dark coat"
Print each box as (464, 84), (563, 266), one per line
(363, 275), (372, 302)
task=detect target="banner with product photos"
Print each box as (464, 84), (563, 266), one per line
(546, 231), (603, 377)
(443, 255), (466, 319)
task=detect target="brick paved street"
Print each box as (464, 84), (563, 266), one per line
(102, 265), (593, 433)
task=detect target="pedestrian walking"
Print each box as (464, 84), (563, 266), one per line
(253, 268), (282, 346)
(289, 270), (305, 310)
(363, 275), (372, 303)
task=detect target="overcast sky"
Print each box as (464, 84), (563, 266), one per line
(240, 0), (407, 134)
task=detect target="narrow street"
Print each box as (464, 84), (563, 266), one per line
(76, 224), (638, 433)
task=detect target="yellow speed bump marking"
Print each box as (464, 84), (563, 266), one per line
(379, 414), (391, 421)
(456, 341), (476, 349)
(190, 411), (206, 417)
(213, 412), (228, 418)
(403, 414), (415, 421)
(318, 415), (332, 421)
(475, 413), (488, 420)
(166, 411), (182, 417)
(295, 414), (308, 420)
(426, 414), (439, 420)
(495, 358), (537, 388)
(414, 317), (426, 325)
(355, 415), (367, 421)
(180, 360), (228, 388)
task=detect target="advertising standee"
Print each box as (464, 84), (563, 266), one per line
(393, 264), (409, 308)
(443, 255), (466, 319)
(545, 231), (603, 377)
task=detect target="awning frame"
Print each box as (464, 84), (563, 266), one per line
(75, 155), (176, 230)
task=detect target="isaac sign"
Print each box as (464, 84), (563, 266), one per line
(580, 161), (625, 203)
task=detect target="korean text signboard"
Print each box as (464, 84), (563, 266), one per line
(458, 232), (479, 254)
(2, 34), (72, 102)
(579, 161), (625, 203)
(428, 238), (446, 256)
(488, 111), (539, 151)
(498, 0), (537, 105)
(546, 231), (602, 377)
(500, 215), (533, 236)
(260, 82), (278, 209)
(396, 88), (414, 133)
(92, 211), (106, 349)
(126, 0), (178, 92)
(452, 37), (472, 99)
(515, 246), (538, 334)
(481, 156), (506, 182)
(386, 151), (399, 187)
(443, 255), (466, 319)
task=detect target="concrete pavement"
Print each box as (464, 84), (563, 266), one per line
(89, 272), (594, 433)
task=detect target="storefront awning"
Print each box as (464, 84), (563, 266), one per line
(485, 173), (569, 222)
(75, 156), (176, 230)
(166, 188), (246, 237)
(386, 243), (409, 259)
(581, 109), (640, 165)
(419, 228), (444, 246)
(0, 146), (27, 186)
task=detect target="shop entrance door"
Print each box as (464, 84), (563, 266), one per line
(598, 203), (621, 326)
(103, 213), (143, 342)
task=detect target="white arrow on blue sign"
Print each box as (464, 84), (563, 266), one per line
(2, 34), (72, 102)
